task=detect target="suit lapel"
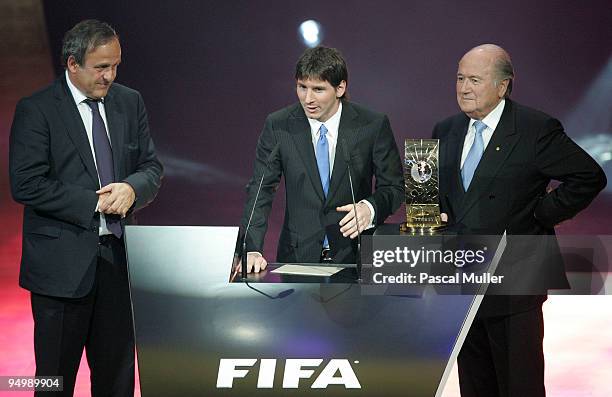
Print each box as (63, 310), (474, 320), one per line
(326, 101), (358, 204)
(289, 106), (326, 202)
(454, 116), (470, 193)
(55, 78), (100, 187)
(103, 89), (126, 180)
(456, 100), (521, 223)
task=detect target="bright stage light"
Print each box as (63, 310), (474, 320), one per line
(299, 20), (322, 47)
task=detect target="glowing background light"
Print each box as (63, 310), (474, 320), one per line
(299, 20), (322, 47)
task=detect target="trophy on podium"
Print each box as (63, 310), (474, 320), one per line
(400, 139), (445, 234)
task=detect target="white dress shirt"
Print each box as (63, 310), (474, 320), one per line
(65, 70), (112, 236)
(460, 99), (506, 168)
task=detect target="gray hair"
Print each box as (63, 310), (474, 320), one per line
(61, 19), (118, 67)
(494, 55), (514, 98)
(467, 44), (515, 98)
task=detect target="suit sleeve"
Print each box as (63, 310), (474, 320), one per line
(122, 92), (163, 211)
(533, 117), (606, 227)
(9, 98), (99, 229)
(431, 122), (440, 140)
(240, 115), (282, 253)
(365, 115), (404, 224)
(431, 122), (451, 217)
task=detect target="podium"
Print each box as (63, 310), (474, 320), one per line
(125, 226), (502, 396)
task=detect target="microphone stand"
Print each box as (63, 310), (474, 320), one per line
(342, 140), (362, 282)
(241, 143), (280, 281)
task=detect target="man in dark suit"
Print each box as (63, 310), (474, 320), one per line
(241, 46), (403, 272)
(433, 44), (606, 396)
(9, 20), (162, 396)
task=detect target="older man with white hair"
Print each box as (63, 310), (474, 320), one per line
(433, 44), (606, 396)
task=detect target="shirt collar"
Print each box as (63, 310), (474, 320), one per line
(469, 99), (505, 132)
(65, 69), (105, 105)
(307, 101), (343, 138)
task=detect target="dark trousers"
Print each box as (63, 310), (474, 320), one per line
(458, 305), (545, 397)
(31, 237), (134, 397)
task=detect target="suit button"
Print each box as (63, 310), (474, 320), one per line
(92, 226), (97, 232)
(489, 195), (495, 199)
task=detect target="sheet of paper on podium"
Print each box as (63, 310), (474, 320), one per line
(271, 264), (344, 276)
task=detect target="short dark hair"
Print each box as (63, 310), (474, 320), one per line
(295, 46), (348, 97)
(61, 19), (118, 67)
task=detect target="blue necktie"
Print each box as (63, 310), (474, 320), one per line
(316, 124), (330, 248)
(461, 120), (487, 191)
(85, 99), (122, 238)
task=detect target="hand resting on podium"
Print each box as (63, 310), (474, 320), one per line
(237, 252), (268, 274)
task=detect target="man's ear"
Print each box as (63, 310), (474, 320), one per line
(497, 78), (509, 99)
(335, 80), (347, 98)
(66, 55), (79, 74)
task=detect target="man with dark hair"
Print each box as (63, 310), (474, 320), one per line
(9, 19), (162, 396)
(295, 46), (348, 98)
(241, 46), (403, 271)
(433, 44), (606, 396)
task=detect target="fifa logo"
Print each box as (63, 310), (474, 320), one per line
(216, 358), (361, 389)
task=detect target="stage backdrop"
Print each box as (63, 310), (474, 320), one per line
(43, 0), (612, 257)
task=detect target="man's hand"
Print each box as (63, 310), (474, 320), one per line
(441, 213), (448, 223)
(96, 183), (136, 218)
(337, 202), (371, 239)
(96, 191), (111, 212)
(236, 252), (268, 274)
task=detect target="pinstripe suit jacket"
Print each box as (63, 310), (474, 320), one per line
(242, 100), (404, 264)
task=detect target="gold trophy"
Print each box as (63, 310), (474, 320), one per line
(400, 139), (444, 234)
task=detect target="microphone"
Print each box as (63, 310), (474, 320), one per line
(241, 142), (281, 280)
(341, 139), (363, 282)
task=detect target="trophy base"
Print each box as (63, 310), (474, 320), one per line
(402, 204), (444, 235)
(400, 223), (446, 235)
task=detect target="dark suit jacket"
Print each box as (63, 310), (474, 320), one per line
(433, 99), (606, 314)
(9, 75), (163, 298)
(242, 101), (404, 264)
